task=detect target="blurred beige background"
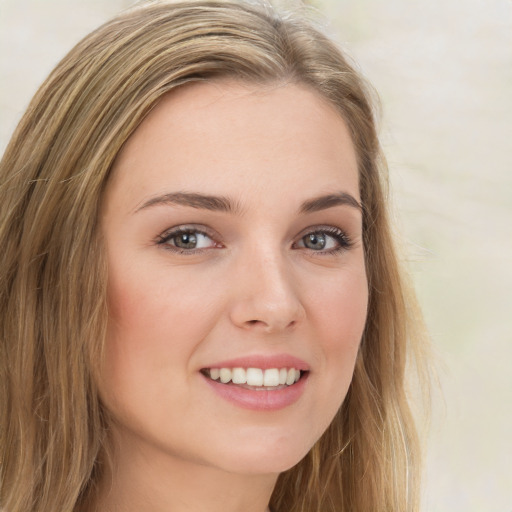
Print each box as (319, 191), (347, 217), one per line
(1, 0), (511, 510)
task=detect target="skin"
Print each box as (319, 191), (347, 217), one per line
(97, 80), (368, 512)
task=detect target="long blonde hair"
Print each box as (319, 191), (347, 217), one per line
(0, 1), (429, 511)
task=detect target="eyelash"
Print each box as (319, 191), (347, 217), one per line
(293, 226), (353, 254)
(156, 226), (219, 255)
(156, 225), (353, 255)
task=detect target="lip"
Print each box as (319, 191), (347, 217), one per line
(203, 354), (310, 371)
(202, 371), (309, 411)
(201, 354), (310, 411)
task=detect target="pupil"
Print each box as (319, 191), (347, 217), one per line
(176, 232), (197, 248)
(305, 233), (326, 250)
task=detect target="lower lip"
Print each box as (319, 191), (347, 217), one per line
(202, 373), (308, 411)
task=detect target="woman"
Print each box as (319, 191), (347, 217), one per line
(0, 1), (429, 511)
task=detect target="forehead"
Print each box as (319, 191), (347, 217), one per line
(106, 80), (360, 213)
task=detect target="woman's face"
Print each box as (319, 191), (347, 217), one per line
(100, 81), (368, 476)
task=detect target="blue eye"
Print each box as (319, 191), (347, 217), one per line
(302, 232), (329, 250)
(295, 227), (352, 253)
(157, 227), (217, 252)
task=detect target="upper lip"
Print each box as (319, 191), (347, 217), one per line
(202, 354), (310, 371)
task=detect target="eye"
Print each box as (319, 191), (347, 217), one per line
(157, 226), (220, 253)
(294, 227), (352, 253)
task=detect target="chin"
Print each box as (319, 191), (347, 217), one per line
(210, 434), (314, 476)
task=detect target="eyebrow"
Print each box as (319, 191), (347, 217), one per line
(299, 192), (362, 214)
(135, 191), (362, 215)
(135, 192), (240, 214)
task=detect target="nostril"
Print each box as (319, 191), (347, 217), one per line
(230, 293), (305, 333)
(243, 317), (298, 332)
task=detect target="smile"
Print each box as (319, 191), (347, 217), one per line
(203, 367), (303, 389)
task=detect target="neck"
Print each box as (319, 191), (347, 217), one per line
(92, 429), (278, 512)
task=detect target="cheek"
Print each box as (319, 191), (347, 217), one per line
(104, 277), (172, 378)
(291, 266), (367, 445)
(100, 267), (179, 392)
(98, 266), (223, 432)
(310, 266), (368, 385)
(106, 259), (217, 347)
(314, 265), (368, 342)
(101, 260), (228, 394)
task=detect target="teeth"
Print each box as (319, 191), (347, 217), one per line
(219, 368), (232, 384)
(246, 368), (263, 386)
(232, 367), (246, 384)
(263, 368), (280, 386)
(285, 368), (296, 385)
(206, 367), (303, 387)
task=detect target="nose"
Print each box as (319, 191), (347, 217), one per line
(228, 249), (305, 334)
